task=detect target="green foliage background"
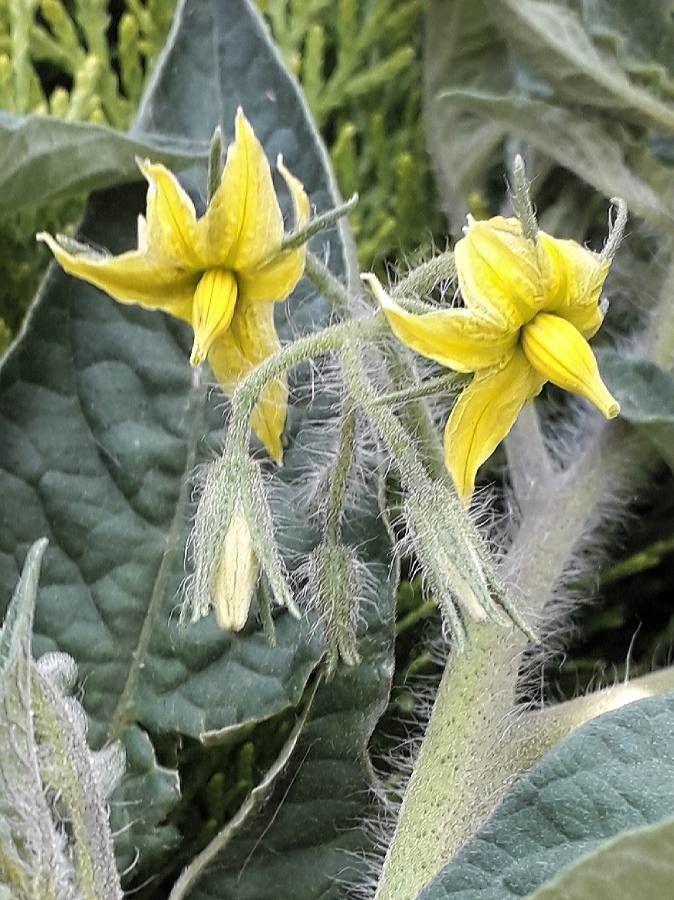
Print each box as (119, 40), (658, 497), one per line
(0, 0), (672, 771)
(1, 0), (674, 896)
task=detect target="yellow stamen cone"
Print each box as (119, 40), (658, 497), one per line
(190, 268), (238, 366)
(521, 312), (620, 419)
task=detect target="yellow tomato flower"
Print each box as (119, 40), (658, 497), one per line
(363, 215), (620, 501)
(37, 108), (310, 462)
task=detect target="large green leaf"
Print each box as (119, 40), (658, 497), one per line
(438, 91), (674, 226)
(599, 351), (674, 469)
(581, 0), (674, 100)
(424, 0), (510, 230)
(0, 111), (205, 212)
(0, 0), (393, 888)
(529, 814), (674, 900)
(491, 0), (674, 133)
(419, 691), (674, 900)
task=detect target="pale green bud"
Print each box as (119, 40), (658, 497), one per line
(212, 508), (260, 632)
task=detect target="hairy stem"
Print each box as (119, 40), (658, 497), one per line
(375, 423), (648, 899)
(504, 402), (553, 510)
(516, 664), (674, 769)
(226, 315), (385, 460)
(324, 408), (357, 545)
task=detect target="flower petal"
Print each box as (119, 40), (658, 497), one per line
(455, 216), (554, 328)
(444, 348), (545, 501)
(236, 156), (310, 303)
(363, 273), (517, 372)
(137, 159), (203, 268)
(521, 312), (619, 418)
(199, 108), (284, 271)
(539, 233), (610, 338)
(208, 298), (287, 462)
(36, 232), (197, 322)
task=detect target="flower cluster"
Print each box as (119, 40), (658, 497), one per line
(39, 108), (308, 463)
(364, 215), (619, 500)
(38, 110), (622, 633)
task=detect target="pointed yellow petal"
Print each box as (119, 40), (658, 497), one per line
(455, 216), (555, 328)
(137, 159), (203, 268)
(444, 348), (545, 501)
(37, 231), (196, 321)
(521, 312), (619, 418)
(236, 155), (311, 303)
(539, 233), (610, 338)
(190, 268), (238, 365)
(277, 154), (311, 228)
(362, 273), (517, 372)
(208, 298), (287, 461)
(198, 108), (284, 270)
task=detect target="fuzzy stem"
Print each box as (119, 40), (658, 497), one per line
(505, 402), (553, 509)
(226, 315), (385, 460)
(305, 252), (354, 317)
(644, 253), (674, 372)
(371, 371), (465, 408)
(378, 343), (448, 480)
(375, 423), (648, 899)
(281, 194), (358, 253)
(392, 249), (457, 298)
(516, 664), (674, 768)
(305, 253), (450, 480)
(324, 408), (357, 545)
(340, 341), (431, 488)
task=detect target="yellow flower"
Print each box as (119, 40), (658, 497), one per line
(363, 215), (620, 501)
(37, 108), (310, 462)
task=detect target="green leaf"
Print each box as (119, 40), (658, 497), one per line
(598, 351), (674, 469)
(581, 0), (674, 100)
(0, 538), (70, 898)
(491, 0), (674, 133)
(110, 725), (182, 877)
(528, 814), (674, 900)
(0, 110), (206, 212)
(439, 90), (674, 225)
(424, 0), (510, 229)
(1, 539), (124, 899)
(0, 0), (393, 888)
(419, 691), (674, 900)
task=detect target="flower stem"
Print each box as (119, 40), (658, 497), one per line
(226, 315), (385, 459)
(324, 408), (357, 546)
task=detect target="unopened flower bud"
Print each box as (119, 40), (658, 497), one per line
(307, 541), (361, 677)
(212, 509), (259, 631)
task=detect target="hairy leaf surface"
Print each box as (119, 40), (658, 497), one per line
(0, 111), (205, 212)
(0, 0), (393, 888)
(421, 692), (674, 899)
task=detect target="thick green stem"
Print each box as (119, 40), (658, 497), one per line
(516, 664), (674, 769)
(375, 423), (647, 899)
